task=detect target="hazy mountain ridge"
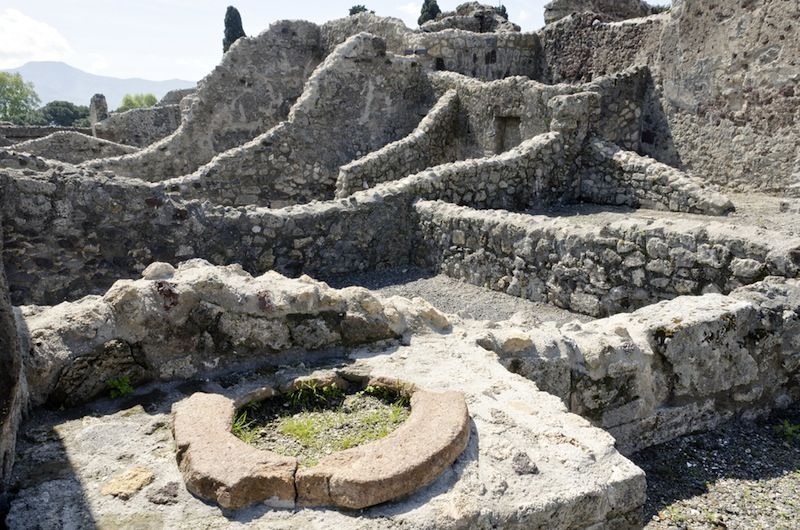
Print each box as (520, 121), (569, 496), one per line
(3, 61), (195, 108)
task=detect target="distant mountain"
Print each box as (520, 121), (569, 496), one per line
(3, 61), (195, 109)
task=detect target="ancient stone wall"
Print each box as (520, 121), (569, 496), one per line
(539, 13), (665, 84)
(320, 12), (411, 53)
(94, 105), (181, 148)
(157, 88), (195, 106)
(160, 34), (436, 208)
(579, 138), (733, 215)
(84, 20), (325, 181)
(483, 277), (800, 452)
(406, 31), (541, 81)
(0, 229), (25, 491)
(0, 126), (93, 145)
(429, 66), (646, 158)
(539, 1), (800, 194)
(335, 90), (461, 198)
(649, 0), (800, 194)
(10, 132), (137, 165)
(543, 0), (654, 25)
(414, 200), (800, 316)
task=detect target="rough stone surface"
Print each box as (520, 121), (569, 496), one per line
(10, 131), (136, 164)
(94, 105), (182, 148)
(482, 277), (800, 453)
(19, 261), (448, 407)
(100, 466), (155, 499)
(544, 0), (655, 25)
(6, 320), (646, 529)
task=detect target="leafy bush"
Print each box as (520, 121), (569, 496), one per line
(0, 72), (41, 125)
(40, 100), (90, 127)
(117, 93), (157, 113)
(106, 376), (134, 398)
(775, 419), (800, 444)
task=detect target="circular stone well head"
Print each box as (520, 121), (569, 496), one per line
(172, 372), (470, 510)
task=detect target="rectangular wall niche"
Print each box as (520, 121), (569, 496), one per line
(493, 116), (521, 154)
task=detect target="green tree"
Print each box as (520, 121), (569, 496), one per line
(117, 93), (157, 113)
(0, 72), (41, 125)
(223, 6), (246, 53)
(418, 0), (441, 26)
(349, 5), (372, 15)
(498, 4), (508, 19)
(40, 100), (90, 127)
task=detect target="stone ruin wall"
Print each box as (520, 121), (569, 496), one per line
(9, 132), (137, 165)
(335, 89), (462, 198)
(161, 34), (437, 208)
(414, 200), (800, 317)
(84, 20), (326, 181)
(94, 105), (182, 148)
(481, 276), (800, 453)
(538, 0), (800, 194)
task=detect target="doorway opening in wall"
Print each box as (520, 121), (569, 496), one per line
(494, 116), (521, 154)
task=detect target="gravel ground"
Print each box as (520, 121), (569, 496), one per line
(633, 407), (800, 530)
(324, 267), (592, 326)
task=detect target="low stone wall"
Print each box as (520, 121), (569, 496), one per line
(580, 138), (734, 215)
(481, 277), (800, 452)
(335, 90), (460, 198)
(10, 132), (137, 165)
(20, 261), (449, 407)
(405, 30), (541, 81)
(0, 126), (93, 145)
(414, 200), (800, 316)
(95, 105), (181, 148)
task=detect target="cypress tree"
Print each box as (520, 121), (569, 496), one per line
(223, 6), (246, 53)
(418, 0), (442, 26)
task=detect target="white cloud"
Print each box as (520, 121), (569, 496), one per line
(396, 2), (419, 16)
(0, 8), (74, 69)
(518, 9), (530, 22)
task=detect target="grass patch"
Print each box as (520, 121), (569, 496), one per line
(232, 382), (411, 467)
(106, 376), (134, 398)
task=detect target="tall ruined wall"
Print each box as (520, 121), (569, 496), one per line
(543, 0), (654, 25)
(539, 12), (665, 84)
(84, 20), (325, 181)
(414, 200), (800, 316)
(160, 34), (437, 208)
(429, 67), (646, 158)
(406, 31), (541, 81)
(335, 90), (461, 198)
(94, 105), (182, 148)
(539, 1), (800, 194)
(649, 0), (800, 193)
(0, 227), (25, 491)
(10, 132), (136, 165)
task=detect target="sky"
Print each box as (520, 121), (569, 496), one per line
(0, 1), (668, 82)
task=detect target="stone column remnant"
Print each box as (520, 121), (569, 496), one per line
(89, 94), (109, 136)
